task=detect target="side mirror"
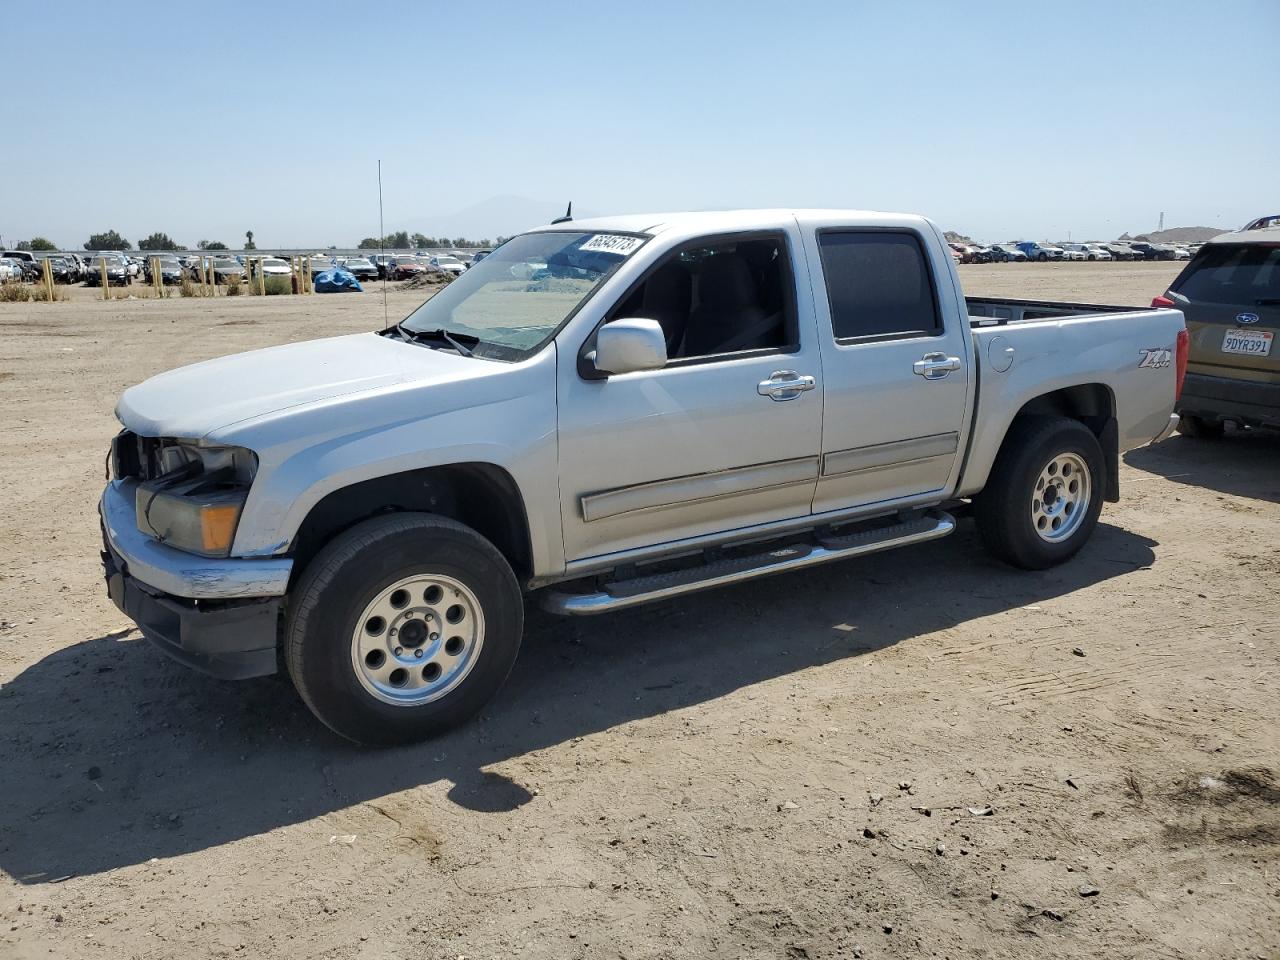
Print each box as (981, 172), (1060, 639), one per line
(593, 319), (668, 375)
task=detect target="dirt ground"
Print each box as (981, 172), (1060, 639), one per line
(1, 262), (1276, 960)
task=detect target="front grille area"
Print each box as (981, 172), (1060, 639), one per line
(111, 431), (167, 482)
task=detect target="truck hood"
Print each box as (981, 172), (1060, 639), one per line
(116, 332), (471, 439)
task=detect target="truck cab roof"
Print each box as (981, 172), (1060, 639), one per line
(525, 208), (933, 239)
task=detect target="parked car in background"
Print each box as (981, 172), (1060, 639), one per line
(390, 255), (424, 280)
(1061, 243), (1103, 261)
(258, 257), (292, 278)
(469, 250), (492, 267)
(1, 250), (36, 267)
(370, 254), (396, 279)
(989, 244), (1027, 263)
(1129, 241), (1176, 261)
(429, 254), (467, 277)
(46, 256), (77, 282)
(1173, 246), (1191, 260)
(1154, 225), (1280, 436)
(0, 257), (24, 282)
(1016, 241), (1065, 262)
(210, 256), (247, 283)
(1, 250), (40, 281)
(1081, 244), (1113, 261)
(1100, 242), (1138, 261)
(342, 257), (378, 281)
(143, 255), (184, 285)
(84, 254), (130, 286)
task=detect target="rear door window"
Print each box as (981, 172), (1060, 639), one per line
(817, 231), (942, 341)
(1173, 244), (1280, 305)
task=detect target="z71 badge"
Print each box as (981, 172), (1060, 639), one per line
(1138, 347), (1172, 369)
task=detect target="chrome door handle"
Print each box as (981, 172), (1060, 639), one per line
(912, 353), (962, 380)
(757, 370), (817, 401)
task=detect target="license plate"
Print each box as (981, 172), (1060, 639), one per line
(1221, 328), (1273, 356)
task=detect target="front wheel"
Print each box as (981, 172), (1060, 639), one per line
(285, 513), (524, 745)
(975, 417), (1104, 570)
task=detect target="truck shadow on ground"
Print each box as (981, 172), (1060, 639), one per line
(1125, 429), (1280, 504)
(0, 521), (1155, 884)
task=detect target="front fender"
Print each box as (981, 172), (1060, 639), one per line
(220, 347), (564, 578)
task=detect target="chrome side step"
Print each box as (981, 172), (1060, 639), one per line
(540, 510), (956, 616)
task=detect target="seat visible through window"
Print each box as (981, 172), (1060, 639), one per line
(608, 236), (793, 361)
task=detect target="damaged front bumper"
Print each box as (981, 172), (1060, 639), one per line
(99, 480), (292, 678)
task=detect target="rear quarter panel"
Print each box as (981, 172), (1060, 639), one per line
(957, 308), (1184, 497)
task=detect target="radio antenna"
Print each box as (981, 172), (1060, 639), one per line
(377, 159), (388, 328)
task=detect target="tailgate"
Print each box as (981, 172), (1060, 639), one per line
(1166, 243), (1280, 382)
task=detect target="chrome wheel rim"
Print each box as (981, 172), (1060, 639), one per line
(1031, 452), (1091, 543)
(350, 573), (485, 707)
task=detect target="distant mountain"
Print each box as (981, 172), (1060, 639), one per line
(394, 195), (600, 241)
(1131, 226), (1226, 243)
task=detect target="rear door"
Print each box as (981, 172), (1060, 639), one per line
(1167, 242), (1280, 382)
(798, 217), (972, 514)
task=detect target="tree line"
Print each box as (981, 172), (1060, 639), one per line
(357, 232), (498, 250)
(12, 228), (497, 252)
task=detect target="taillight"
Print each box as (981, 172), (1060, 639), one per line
(1151, 295), (1175, 308)
(1175, 327), (1189, 402)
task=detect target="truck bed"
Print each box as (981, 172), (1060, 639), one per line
(967, 296), (1141, 326)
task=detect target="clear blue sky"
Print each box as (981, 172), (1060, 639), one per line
(3, 0), (1276, 248)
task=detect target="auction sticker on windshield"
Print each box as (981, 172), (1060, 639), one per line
(580, 234), (645, 256)
(1221, 328), (1273, 357)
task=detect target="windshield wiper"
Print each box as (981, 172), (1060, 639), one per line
(395, 323), (478, 357)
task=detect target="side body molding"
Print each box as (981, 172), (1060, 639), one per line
(822, 432), (959, 478)
(580, 457), (821, 523)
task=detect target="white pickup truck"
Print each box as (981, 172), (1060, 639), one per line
(100, 209), (1187, 744)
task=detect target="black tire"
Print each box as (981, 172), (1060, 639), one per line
(284, 513), (523, 745)
(1176, 413), (1225, 440)
(975, 417), (1105, 570)
(1037, 253), (1049, 262)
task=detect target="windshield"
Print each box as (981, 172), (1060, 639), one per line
(263, 258), (286, 267)
(400, 231), (646, 360)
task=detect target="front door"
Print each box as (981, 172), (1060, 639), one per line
(557, 229), (823, 563)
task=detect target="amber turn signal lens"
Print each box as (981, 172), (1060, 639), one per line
(200, 503), (242, 554)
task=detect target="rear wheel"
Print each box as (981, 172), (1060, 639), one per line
(285, 513), (523, 745)
(975, 417), (1104, 570)
(1176, 413), (1225, 439)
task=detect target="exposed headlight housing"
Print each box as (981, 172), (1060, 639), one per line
(130, 441), (256, 557)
